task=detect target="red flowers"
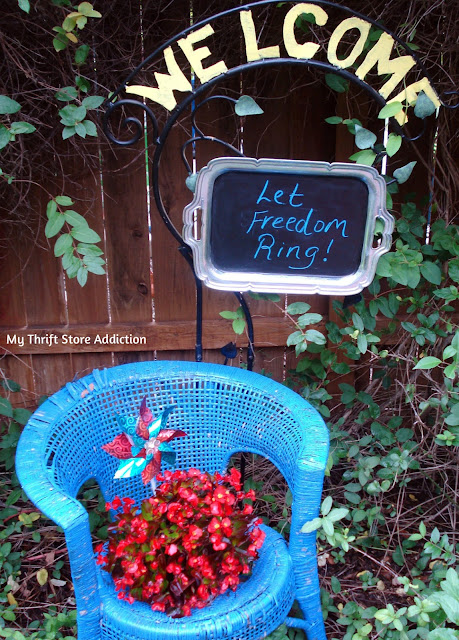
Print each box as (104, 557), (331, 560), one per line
(98, 467), (265, 618)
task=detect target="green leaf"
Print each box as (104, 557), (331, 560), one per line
(420, 261), (442, 285)
(414, 91), (437, 119)
(76, 75), (91, 92)
(78, 2), (102, 17)
(53, 36), (69, 52)
(354, 125), (377, 150)
(219, 310), (238, 320)
(18, 0), (30, 12)
(9, 121), (36, 135)
(1, 379), (21, 392)
(321, 495), (333, 516)
(55, 86), (78, 102)
(86, 263), (106, 275)
(325, 74), (349, 93)
(54, 233), (73, 257)
(378, 101), (403, 119)
(55, 195), (74, 206)
(304, 329), (326, 345)
(413, 356), (442, 370)
(235, 95), (263, 116)
(301, 517), (322, 533)
(357, 333), (368, 354)
(70, 226), (101, 243)
(75, 121), (87, 137)
(45, 211), (65, 238)
(297, 312), (322, 327)
(82, 95), (104, 110)
(77, 243), (103, 256)
(0, 96), (21, 115)
(328, 507), (349, 522)
(349, 149), (376, 166)
(75, 44), (90, 65)
(0, 397), (13, 418)
(325, 116), (342, 124)
(386, 133), (402, 157)
(77, 266), (88, 287)
(287, 302), (311, 315)
(232, 318), (246, 334)
(83, 119), (97, 136)
(185, 173), (198, 192)
(62, 125), (76, 139)
(393, 161), (416, 184)
(64, 210), (88, 227)
(331, 576), (341, 594)
(0, 125), (11, 150)
(13, 407), (31, 425)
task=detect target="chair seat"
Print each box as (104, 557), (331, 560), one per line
(97, 525), (295, 640)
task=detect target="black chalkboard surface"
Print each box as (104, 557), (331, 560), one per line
(183, 158), (392, 295)
(210, 170), (369, 277)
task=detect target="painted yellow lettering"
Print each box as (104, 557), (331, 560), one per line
(283, 3), (328, 59)
(390, 78), (441, 124)
(178, 24), (228, 83)
(355, 32), (416, 101)
(328, 17), (371, 69)
(126, 46), (192, 111)
(240, 10), (280, 61)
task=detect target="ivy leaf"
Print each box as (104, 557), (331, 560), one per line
(77, 266), (88, 287)
(232, 318), (246, 335)
(55, 195), (74, 206)
(70, 227), (101, 243)
(77, 243), (103, 256)
(54, 233), (73, 257)
(0, 96), (21, 115)
(64, 210), (88, 227)
(62, 126), (76, 139)
(75, 44), (90, 65)
(82, 95), (104, 110)
(78, 2), (102, 18)
(301, 517), (322, 533)
(354, 125), (377, 150)
(420, 261), (442, 285)
(393, 161), (416, 184)
(0, 397), (13, 418)
(75, 122), (87, 138)
(349, 149), (376, 166)
(235, 95), (263, 116)
(55, 86), (78, 102)
(0, 125), (11, 150)
(304, 329), (326, 345)
(83, 119), (97, 136)
(185, 173), (198, 192)
(220, 311), (238, 320)
(45, 211), (65, 238)
(286, 302), (311, 315)
(18, 0), (30, 12)
(325, 116), (342, 124)
(325, 74), (349, 93)
(413, 356), (442, 370)
(414, 91), (437, 119)
(378, 101), (403, 119)
(386, 133), (402, 157)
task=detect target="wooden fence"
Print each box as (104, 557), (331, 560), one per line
(0, 0), (436, 408)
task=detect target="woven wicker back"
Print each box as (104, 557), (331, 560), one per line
(34, 362), (319, 507)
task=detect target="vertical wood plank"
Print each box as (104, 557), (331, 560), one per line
(64, 146), (109, 325)
(0, 355), (35, 409)
(102, 140), (152, 324)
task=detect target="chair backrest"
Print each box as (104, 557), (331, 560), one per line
(18, 361), (328, 509)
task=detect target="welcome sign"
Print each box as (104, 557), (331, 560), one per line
(125, 3), (440, 125)
(183, 158), (394, 295)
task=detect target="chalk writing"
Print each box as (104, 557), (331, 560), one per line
(245, 178), (349, 270)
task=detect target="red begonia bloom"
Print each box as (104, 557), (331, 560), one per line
(97, 468), (264, 618)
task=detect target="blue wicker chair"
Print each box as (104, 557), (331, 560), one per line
(16, 361), (329, 640)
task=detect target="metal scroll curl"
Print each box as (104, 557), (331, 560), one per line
(103, 98), (159, 147)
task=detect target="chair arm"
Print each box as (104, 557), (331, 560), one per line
(16, 429), (101, 638)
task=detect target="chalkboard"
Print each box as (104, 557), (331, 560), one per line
(183, 158), (393, 295)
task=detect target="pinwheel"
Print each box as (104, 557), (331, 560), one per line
(102, 398), (186, 491)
